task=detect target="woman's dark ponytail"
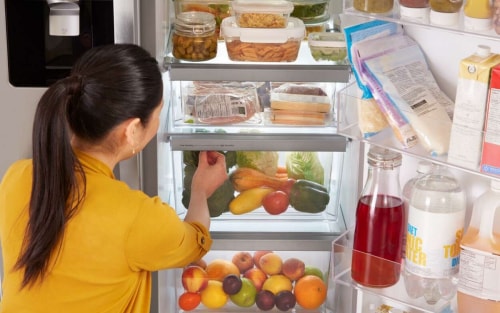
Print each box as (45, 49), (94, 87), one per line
(14, 44), (163, 289)
(15, 76), (86, 288)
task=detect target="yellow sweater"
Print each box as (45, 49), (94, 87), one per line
(0, 151), (212, 313)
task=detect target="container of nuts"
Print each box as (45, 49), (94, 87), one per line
(221, 16), (305, 62)
(172, 11), (218, 61)
(231, 0), (294, 28)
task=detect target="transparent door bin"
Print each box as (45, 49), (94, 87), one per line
(336, 82), (500, 179)
(342, 0), (499, 39)
(159, 247), (335, 312)
(331, 231), (455, 313)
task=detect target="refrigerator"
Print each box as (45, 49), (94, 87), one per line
(1, 0), (499, 313)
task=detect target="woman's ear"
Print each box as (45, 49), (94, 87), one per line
(124, 117), (141, 148)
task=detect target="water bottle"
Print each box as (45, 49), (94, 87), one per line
(457, 179), (500, 313)
(352, 146), (405, 288)
(402, 161), (433, 259)
(403, 165), (466, 304)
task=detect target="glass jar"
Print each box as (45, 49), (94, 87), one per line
(353, 0), (394, 14)
(172, 11), (218, 61)
(351, 146), (405, 288)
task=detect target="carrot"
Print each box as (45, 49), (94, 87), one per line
(276, 166), (288, 174)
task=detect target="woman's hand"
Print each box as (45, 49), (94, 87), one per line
(184, 151), (228, 228)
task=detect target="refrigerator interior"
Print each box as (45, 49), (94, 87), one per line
(151, 0), (500, 311)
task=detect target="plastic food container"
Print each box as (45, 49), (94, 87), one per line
(290, 0), (329, 21)
(221, 16), (305, 62)
(304, 15), (329, 37)
(173, 0), (231, 35)
(308, 32), (347, 63)
(231, 0), (294, 28)
(172, 11), (218, 61)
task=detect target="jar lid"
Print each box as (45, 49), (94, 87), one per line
(464, 16), (493, 32)
(429, 10), (459, 26)
(399, 6), (430, 23)
(367, 146), (402, 168)
(175, 11), (216, 35)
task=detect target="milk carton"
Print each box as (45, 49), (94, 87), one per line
(481, 64), (500, 176)
(448, 45), (500, 170)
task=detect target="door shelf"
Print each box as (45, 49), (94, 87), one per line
(336, 82), (500, 180)
(331, 231), (455, 313)
(343, 0), (500, 42)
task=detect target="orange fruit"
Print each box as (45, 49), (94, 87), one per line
(178, 291), (201, 311)
(206, 259), (240, 281)
(294, 274), (327, 310)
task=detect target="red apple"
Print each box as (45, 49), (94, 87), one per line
(181, 265), (209, 293)
(253, 250), (272, 269)
(232, 251), (255, 273)
(243, 267), (268, 291)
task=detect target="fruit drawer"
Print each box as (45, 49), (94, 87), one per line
(158, 242), (335, 312)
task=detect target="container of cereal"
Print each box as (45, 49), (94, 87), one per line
(308, 32), (347, 63)
(221, 16), (305, 62)
(231, 0), (294, 28)
(172, 11), (218, 61)
(290, 0), (329, 22)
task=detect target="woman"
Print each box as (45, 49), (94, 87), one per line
(0, 44), (228, 312)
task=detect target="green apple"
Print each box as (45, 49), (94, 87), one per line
(304, 266), (324, 282)
(229, 277), (257, 307)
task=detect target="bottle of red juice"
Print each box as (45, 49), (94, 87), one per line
(351, 146), (405, 288)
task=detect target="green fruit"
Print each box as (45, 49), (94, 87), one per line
(304, 266), (324, 281)
(229, 277), (257, 307)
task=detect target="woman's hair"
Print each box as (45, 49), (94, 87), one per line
(14, 44), (163, 289)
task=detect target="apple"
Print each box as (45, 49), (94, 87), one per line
(181, 265), (209, 293)
(282, 257), (305, 281)
(243, 267), (267, 291)
(232, 251), (254, 273)
(259, 252), (283, 275)
(229, 277), (257, 307)
(253, 250), (272, 269)
(189, 258), (207, 270)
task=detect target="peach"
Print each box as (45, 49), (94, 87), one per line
(232, 251), (254, 273)
(189, 258), (207, 270)
(282, 257), (305, 281)
(259, 252), (283, 275)
(181, 265), (209, 293)
(243, 267), (268, 291)
(206, 259), (240, 282)
(253, 250), (272, 269)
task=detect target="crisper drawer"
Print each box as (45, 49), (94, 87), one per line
(158, 236), (336, 312)
(157, 133), (349, 234)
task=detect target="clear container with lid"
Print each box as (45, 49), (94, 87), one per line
(290, 0), (329, 21)
(221, 16), (305, 62)
(308, 32), (347, 63)
(172, 11), (218, 62)
(231, 0), (294, 28)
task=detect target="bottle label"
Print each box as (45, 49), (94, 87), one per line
(405, 207), (465, 278)
(458, 246), (500, 301)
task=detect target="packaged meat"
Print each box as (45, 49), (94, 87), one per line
(182, 82), (263, 125)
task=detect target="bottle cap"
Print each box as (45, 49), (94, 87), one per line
(464, 16), (493, 32)
(399, 6), (430, 23)
(367, 146), (402, 169)
(429, 10), (459, 26)
(416, 161), (433, 174)
(476, 45), (491, 58)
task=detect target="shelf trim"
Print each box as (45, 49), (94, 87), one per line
(167, 63), (351, 82)
(167, 133), (348, 151)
